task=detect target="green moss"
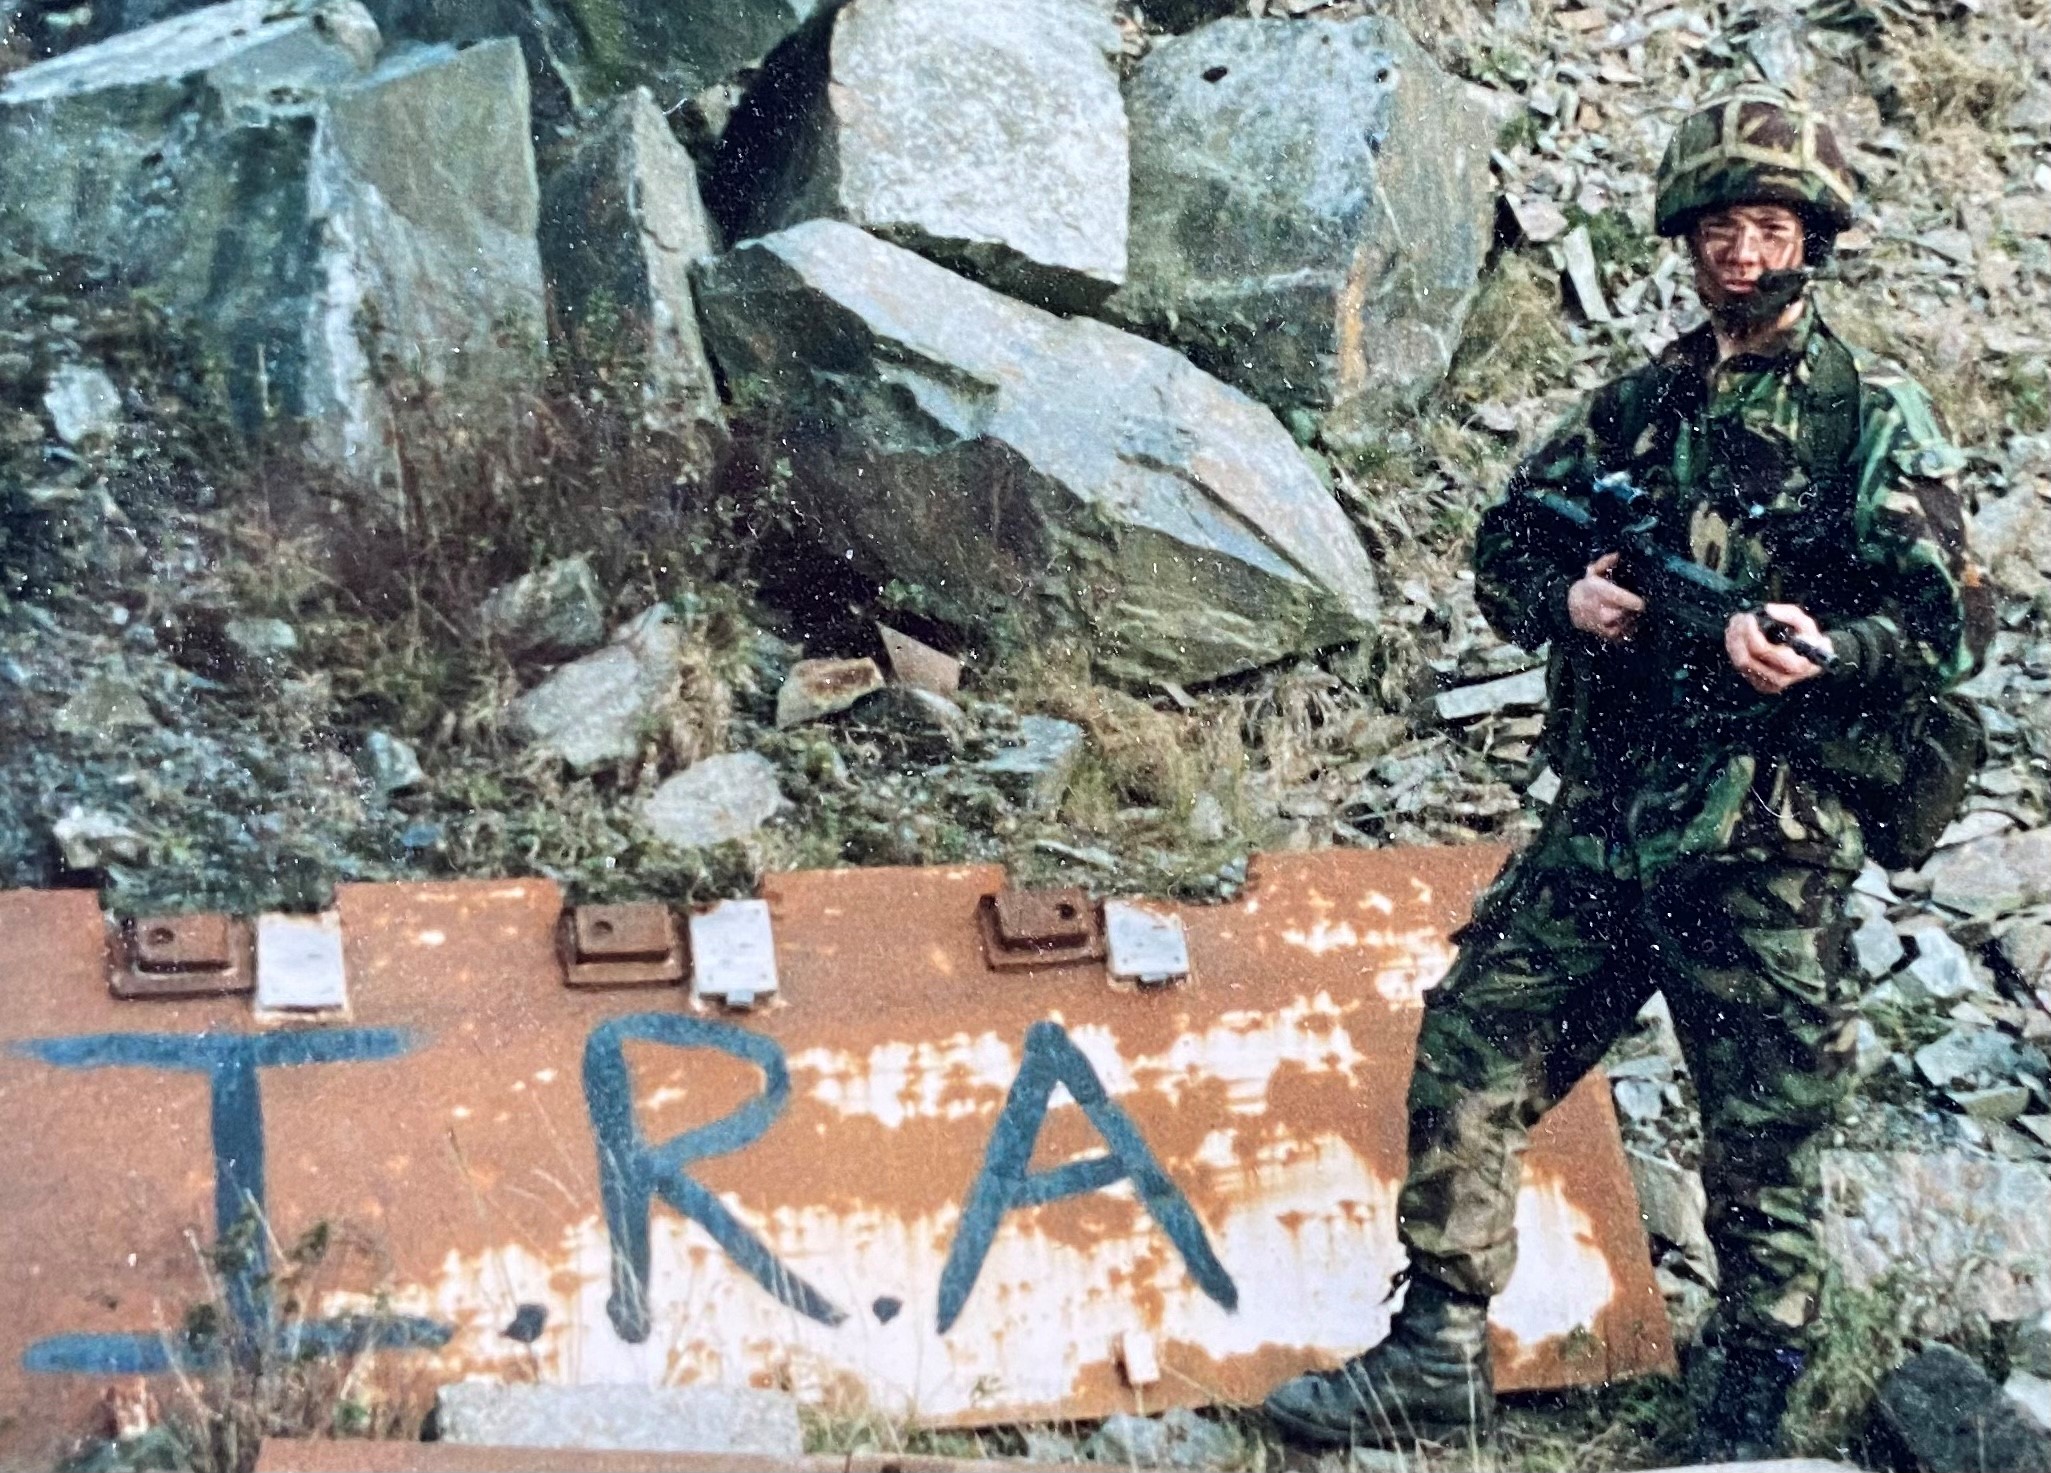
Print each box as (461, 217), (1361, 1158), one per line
(1782, 1269), (2007, 1461)
(2003, 357), (2051, 434)
(1497, 106), (1542, 152)
(559, 0), (636, 92)
(1570, 204), (1658, 277)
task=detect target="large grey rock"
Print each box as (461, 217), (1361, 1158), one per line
(980, 714), (1086, 813)
(1907, 927), (1990, 1002)
(510, 605), (683, 771)
(2005, 917), (2051, 991)
(1111, 17), (1495, 420)
(720, 0), (1126, 309)
(54, 666), (157, 734)
(61, 0), (824, 125)
(2010, 1370), (2051, 1433)
(0, 5), (546, 492)
(774, 656), (883, 728)
(1825, 1151), (2051, 1330)
(1913, 1028), (2041, 1091)
(1081, 1408), (1242, 1469)
(541, 89), (726, 470)
(1874, 1344), (2051, 1473)
(358, 730), (424, 793)
(51, 807), (148, 869)
(42, 364), (124, 444)
(435, 1381), (802, 1456)
(7, 0), (376, 103)
(37, 0), (375, 57)
(640, 751), (786, 849)
(1624, 1146), (1715, 1276)
(1850, 891), (1907, 978)
(532, 0), (833, 115)
(695, 221), (1379, 684)
(1927, 829), (2051, 920)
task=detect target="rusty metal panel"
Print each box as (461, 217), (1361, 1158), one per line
(0, 849), (1672, 1469)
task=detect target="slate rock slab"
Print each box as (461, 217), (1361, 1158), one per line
(541, 88), (726, 471)
(775, 657), (885, 728)
(640, 752), (786, 849)
(1112, 16), (1495, 420)
(695, 220), (1377, 685)
(42, 365), (124, 444)
(0, 5), (546, 494)
(435, 1381), (802, 1456)
(478, 555), (607, 661)
(980, 714), (1086, 814)
(719, 0), (1127, 309)
(532, 0), (836, 115)
(510, 606), (683, 771)
(1926, 829), (2051, 920)
(1824, 1151), (2051, 1330)
(1874, 1344), (2051, 1472)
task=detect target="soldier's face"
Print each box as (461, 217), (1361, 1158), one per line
(1690, 204), (1807, 306)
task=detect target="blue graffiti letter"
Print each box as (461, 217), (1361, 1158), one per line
(16, 1029), (452, 1374)
(584, 1014), (845, 1341)
(936, 1020), (1238, 1334)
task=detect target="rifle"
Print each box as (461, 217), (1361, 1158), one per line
(1526, 472), (1837, 670)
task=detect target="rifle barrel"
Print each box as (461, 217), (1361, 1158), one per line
(1759, 616), (1837, 670)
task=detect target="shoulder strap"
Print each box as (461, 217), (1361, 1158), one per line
(1799, 326), (1863, 499)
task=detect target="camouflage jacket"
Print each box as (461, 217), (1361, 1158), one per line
(1474, 307), (1988, 877)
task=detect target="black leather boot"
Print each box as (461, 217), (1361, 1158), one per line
(1263, 1275), (1495, 1449)
(1688, 1339), (1803, 1462)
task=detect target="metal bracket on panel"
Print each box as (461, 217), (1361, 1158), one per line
(557, 903), (685, 988)
(689, 899), (778, 1010)
(254, 912), (350, 1016)
(109, 913), (255, 1000)
(1116, 1329), (1162, 1389)
(1102, 899), (1191, 989)
(977, 886), (1106, 971)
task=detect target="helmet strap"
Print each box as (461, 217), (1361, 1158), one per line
(1707, 265), (1811, 338)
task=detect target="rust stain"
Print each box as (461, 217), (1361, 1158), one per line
(0, 847), (1672, 1468)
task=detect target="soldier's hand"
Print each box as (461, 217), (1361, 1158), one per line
(1726, 603), (1833, 694)
(1567, 553), (1644, 642)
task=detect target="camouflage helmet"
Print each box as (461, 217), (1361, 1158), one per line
(1654, 88), (1857, 239)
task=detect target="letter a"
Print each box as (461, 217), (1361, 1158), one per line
(936, 1020), (1238, 1333)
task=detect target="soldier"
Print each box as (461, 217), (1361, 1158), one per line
(1264, 88), (1989, 1458)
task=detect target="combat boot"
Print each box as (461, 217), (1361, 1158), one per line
(1263, 1275), (1494, 1449)
(1688, 1340), (1803, 1462)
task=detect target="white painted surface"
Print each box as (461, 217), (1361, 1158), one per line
(690, 899), (779, 1007)
(1103, 899), (1190, 985)
(254, 911), (348, 1012)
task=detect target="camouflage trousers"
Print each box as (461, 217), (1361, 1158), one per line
(1397, 833), (1860, 1350)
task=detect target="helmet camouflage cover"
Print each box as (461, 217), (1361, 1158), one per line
(1654, 89), (1858, 238)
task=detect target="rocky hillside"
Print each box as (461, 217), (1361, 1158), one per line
(2, 0), (2050, 1462)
